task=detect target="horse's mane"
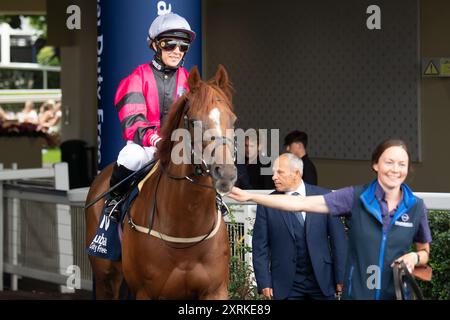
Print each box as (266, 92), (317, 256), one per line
(158, 80), (233, 166)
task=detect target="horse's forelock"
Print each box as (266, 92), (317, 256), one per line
(189, 83), (233, 116)
(158, 80), (234, 166)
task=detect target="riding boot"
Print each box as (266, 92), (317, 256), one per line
(104, 163), (135, 221)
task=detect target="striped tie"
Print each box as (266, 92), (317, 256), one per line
(291, 192), (305, 226)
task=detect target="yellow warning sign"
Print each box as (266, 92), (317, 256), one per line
(440, 58), (450, 76)
(424, 61), (439, 75)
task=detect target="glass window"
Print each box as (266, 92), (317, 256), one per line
(47, 71), (60, 89)
(0, 69), (43, 89)
(10, 35), (34, 63)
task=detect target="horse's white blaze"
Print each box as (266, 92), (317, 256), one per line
(209, 108), (222, 135)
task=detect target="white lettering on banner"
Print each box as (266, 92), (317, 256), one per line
(97, 110), (103, 164)
(97, 0), (103, 166)
(66, 5), (81, 30)
(157, 1), (172, 15)
(366, 5), (381, 30)
(97, 2), (101, 27)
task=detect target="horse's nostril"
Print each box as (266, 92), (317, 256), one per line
(214, 166), (221, 177)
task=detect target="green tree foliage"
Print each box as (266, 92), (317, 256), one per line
(0, 15), (21, 29)
(37, 46), (60, 66)
(419, 210), (450, 300)
(0, 15), (46, 36)
(227, 209), (261, 300)
(28, 15), (47, 37)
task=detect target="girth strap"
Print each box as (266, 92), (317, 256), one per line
(128, 209), (222, 243)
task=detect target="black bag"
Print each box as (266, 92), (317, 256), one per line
(392, 261), (425, 300)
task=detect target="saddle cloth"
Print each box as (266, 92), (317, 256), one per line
(86, 162), (159, 261)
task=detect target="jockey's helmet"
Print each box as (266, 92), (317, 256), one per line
(147, 13), (196, 50)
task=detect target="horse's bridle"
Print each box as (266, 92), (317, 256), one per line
(159, 98), (237, 189)
(130, 98), (235, 248)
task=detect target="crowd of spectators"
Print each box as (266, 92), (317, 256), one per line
(0, 100), (62, 146)
(0, 99), (62, 135)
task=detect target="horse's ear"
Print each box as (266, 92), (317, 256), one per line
(213, 64), (229, 90)
(212, 64), (233, 100)
(188, 66), (201, 92)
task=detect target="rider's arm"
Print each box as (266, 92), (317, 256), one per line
(114, 68), (160, 147)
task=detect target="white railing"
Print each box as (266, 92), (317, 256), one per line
(0, 62), (61, 91)
(1, 164), (450, 293)
(0, 162), (71, 292)
(0, 89), (62, 104)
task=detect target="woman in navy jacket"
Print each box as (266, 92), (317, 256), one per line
(229, 139), (431, 300)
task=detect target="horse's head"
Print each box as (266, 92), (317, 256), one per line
(187, 65), (238, 195)
(159, 65), (237, 195)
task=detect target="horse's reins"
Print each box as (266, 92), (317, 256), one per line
(128, 98), (234, 248)
(129, 168), (220, 249)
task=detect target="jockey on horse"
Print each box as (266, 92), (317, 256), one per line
(104, 12), (196, 220)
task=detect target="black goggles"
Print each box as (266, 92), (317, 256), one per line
(157, 38), (190, 53)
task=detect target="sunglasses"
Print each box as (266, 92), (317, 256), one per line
(157, 39), (190, 53)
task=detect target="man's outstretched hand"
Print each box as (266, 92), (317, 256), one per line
(227, 187), (251, 202)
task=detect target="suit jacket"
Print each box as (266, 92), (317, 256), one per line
(252, 183), (348, 299)
(301, 154), (318, 186)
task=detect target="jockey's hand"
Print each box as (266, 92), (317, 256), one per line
(227, 187), (251, 202)
(391, 252), (418, 273)
(156, 140), (161, 149)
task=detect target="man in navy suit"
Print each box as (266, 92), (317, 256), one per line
(252, 153), (347, 300)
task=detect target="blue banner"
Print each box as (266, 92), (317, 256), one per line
(97, 0), (202, 169)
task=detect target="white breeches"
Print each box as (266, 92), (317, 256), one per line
(116, 141), (157, 171)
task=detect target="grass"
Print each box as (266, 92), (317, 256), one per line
(42, 148), (61, 164)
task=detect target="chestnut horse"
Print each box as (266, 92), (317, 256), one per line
(85, 65), (237, 299)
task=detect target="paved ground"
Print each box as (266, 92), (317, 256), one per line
(0, 276), (92, 300)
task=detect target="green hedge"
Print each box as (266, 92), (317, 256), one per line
(419, 210), (450, 300)
(227, 210), (261, 300)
